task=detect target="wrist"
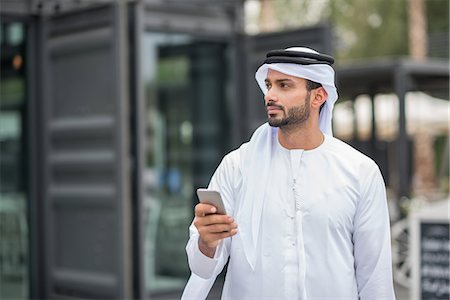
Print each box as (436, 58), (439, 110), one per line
(198, 238), (217, 258)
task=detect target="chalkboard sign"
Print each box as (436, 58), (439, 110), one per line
(420, 222), (449, 299)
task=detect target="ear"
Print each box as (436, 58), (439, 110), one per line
(311, 87), (328, 110)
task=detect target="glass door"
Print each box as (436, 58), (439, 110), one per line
(142, 33), (232, 294)
(0, 21), (29, 300)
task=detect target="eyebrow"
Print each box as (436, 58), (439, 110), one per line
(264, 78), (295, 84)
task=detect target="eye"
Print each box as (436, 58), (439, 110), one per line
(280, 82), (289, 88)
(265, 83), (272, 90)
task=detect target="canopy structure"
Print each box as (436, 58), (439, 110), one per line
(336, 58), (449, 201)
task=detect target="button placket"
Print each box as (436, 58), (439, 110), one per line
(291, 150), (305, 299)
(291, 151), (303, 213)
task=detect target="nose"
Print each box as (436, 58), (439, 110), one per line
(264, 88), (277, 103)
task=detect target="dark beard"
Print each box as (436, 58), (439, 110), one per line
(267, 93), (311, 128)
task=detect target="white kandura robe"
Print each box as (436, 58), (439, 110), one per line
(182, 124), (396, 300)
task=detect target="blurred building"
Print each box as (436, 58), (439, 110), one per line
(0, 0), (335, 299)
(1, 1), (448, 299)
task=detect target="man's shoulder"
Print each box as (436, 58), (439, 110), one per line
(221, 142), (249, 165)
(326, 135), (378, 168)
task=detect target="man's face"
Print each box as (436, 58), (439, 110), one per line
(264, 69), (311, 128)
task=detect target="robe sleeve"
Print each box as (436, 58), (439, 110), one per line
(185, 150), (240, 280)
(353, 160), (396, 300)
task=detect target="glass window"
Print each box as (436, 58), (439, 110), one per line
(142, 33), (232, 294)
(6, 22), (25, 46)
(0, 22), (28, 300)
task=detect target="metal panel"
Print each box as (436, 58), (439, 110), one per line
(0, 0), (31, 15)
(128, 2), (145, 298)
(29, 0), (114, 16)
(243, 25), (333, 139)
(142, 0), (239, 37)
(37, 3), (131, 299)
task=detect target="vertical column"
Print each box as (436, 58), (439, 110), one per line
(115, 2), (132, 298)
(128, 1), (145, 298)
(394, 67), (409, 201)
(408, 0), (428, 60)
(369, 90), (377, 160)
(351, 96), (358, 141)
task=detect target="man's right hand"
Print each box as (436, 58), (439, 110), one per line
(194, 203), (238, 258)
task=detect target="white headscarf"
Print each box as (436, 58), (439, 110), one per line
(255, 47), (338, 135)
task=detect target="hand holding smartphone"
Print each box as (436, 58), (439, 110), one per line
(195, 188), (236, 257)
(196, 188), (227, 215)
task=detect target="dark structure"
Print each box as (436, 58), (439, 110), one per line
(336, 58), (449, 202)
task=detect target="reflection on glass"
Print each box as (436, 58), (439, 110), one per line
(142, 33), (231, 293)
(0, 22), (28, 300)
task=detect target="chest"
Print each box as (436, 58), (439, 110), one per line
(265, 152), (360, 234)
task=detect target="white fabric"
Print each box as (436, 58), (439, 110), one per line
(255, 47), (338, 135)
(182, 123), (395, 300)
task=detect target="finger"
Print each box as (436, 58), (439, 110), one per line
(206, 222), (238, 234)
(203, 229), (238, 245)
(199, 225), (238, 242)
(210, 229), (238, 240)
(194, 214), (234, 228)
(195, 203), (217, 217)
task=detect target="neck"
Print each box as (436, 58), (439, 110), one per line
(277, 122), (324, 150)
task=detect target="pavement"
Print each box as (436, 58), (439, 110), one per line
(2, 274), (411, 300)
(151, 280), (411, 299)
(394, 283), (410, 300)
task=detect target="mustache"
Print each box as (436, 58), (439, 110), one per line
(266, 101), (284, 110)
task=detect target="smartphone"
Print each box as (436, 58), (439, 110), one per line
(196, 188), (227, 215)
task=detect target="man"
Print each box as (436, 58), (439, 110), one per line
(182, 47), (396, 300)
